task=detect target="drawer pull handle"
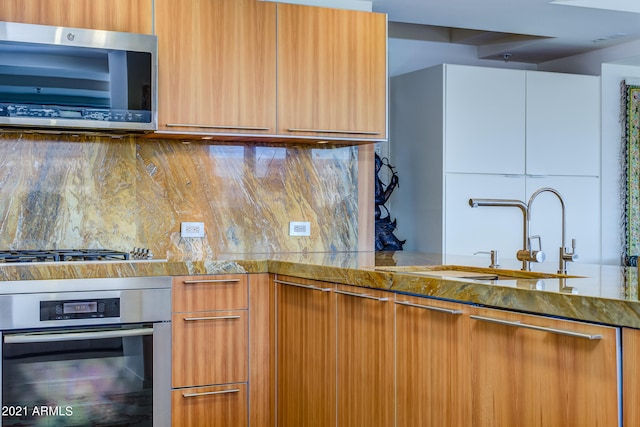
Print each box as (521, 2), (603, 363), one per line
(470, 315), (602, 340)
(183, 388), (240, 398)
(274, 279), (332, 292)
(182, 279), (241, 285)
(287, 128), (380, 136)
(334, 289), (388, 302)
(183, 316), (241, 321)
(395, 300), (462, 315)
(167, 123), (270, 131)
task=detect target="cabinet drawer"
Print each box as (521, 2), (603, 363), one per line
(173, 274), (248, 312)
(172, 310), (248, 388)
(172, 383), (248, 427)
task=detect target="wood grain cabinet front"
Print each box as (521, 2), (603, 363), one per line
(335, 284), (394, 426)
(154, 0), (277, 136)
(470, 306), (620, 427)
(394, 295), (471, 427)
(171, 274), (249, 426)
(172, 274), (248, 312)
(274, 275), (336, 427)
(0, 0), (152, 33)
(172, 384), (248, 427)
(172, 309), (248, 388)
(277, 4), (387, 141)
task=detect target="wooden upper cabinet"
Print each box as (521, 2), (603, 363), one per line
(0, 0), (152, 33)
(277, 4), (387, 141)
(154, 0), (277, 135)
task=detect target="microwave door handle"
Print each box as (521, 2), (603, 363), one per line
(3, 327), (153, 344)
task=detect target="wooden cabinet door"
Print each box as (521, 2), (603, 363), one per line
(0, 0), (152, 33)
(623, 327), (640, 427)
(335, 285), (394, 426)
(172, 384), (248, 427)
(154, 0), (276, 135)
(173, 274), (248, 312)
(274, 275), (336, 427)
(395, 295), (471, 427)
(470, 307), (620, 427)
(172, 309), (249, 388)
(277, 4), (387, 141)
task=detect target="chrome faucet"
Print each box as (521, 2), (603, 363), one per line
(527, 187), (578, 274)
(468, 198), (544, 271)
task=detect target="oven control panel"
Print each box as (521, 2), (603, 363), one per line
(40, 298), (120, 321)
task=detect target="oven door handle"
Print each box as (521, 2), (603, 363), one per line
(3, 327), (154, 344)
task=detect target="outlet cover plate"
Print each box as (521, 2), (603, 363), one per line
(181, 221), (205, 238)
(289, 221), (311, 237)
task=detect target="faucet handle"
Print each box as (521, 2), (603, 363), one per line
(517, 235), (546, 264)
(562, 238), (578, 262)
(474, 250), (500, 268)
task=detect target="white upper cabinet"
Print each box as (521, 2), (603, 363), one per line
(525, 71), (600, 177)
(444, 65), (526, 175)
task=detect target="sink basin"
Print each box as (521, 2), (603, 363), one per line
(374, 265), (577, 282)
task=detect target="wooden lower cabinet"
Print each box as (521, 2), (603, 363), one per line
(470, 306), (620, 427)
(394, 295), (471, 427)
(274, 275), (336, 426)
(335, 285), (394, 426)
(172, 274), (250, 426)
(172, 383), (248, 427)
(172, 310), (248, 388)
(623, 327), (640, 427)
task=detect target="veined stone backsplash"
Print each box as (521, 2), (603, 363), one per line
(0, 133), (360, 258)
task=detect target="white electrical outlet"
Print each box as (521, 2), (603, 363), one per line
(181, 221), (205, 238)
(289, 221), (311, 236)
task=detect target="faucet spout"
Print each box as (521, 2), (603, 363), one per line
(468, 198), (530, 270)
(527, 187), (577, 274)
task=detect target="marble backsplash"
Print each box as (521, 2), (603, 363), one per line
(0, 133), (360, 258)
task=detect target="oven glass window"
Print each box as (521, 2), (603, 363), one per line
(2, 328), (153, 426)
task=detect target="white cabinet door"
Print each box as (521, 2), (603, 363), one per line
(525, 72), (600, 176)
(445, 173), (525, 261)
(444, 65), (526, 175)
(526, 176), (601, 269)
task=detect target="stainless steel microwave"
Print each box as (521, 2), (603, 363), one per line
(0, 21), (157, 133)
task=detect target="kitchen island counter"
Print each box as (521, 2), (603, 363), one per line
(0, 251), (638, 328)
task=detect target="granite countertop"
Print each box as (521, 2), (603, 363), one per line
(0, 251), (638, 329)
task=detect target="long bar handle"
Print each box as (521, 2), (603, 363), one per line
(166, 123), (270, 131)
(182, 279), (241, 285)
(395, 300), (462, 315)
(183, 388), (240, 398)
(274, 279), (332, 292)
(334, 289), (388, 302)
(183, 316), (241, 321)
(286, 128), (380, 135)
(470, 315), (602, 340)
(4, 327), (153, 344)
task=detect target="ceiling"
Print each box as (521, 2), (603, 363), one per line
(372, 0), (640, 64)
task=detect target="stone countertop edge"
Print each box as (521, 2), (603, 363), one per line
(0, 257), (639, 329)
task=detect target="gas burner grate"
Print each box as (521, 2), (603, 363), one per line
(0, 249), (131, 263)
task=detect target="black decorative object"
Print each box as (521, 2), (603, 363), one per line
(374, 153), (405, 251)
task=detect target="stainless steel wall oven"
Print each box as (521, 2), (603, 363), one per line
(0, 277), (171, 427)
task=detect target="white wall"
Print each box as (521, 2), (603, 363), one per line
(389, 38), (536, 77)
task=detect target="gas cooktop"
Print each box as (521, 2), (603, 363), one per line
(0, 249), (134, 263)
